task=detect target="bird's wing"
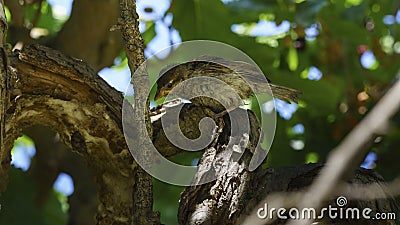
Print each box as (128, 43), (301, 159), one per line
(192, 55), (271, 83)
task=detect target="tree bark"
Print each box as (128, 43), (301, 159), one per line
(118, 0), (160, 224)
(0, 0), (10, 192)
(3, 44), (134, 224)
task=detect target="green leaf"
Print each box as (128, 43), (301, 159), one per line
(170, 0), (278, 65)
(287, 47), (298, 71)
(111, 51), (128, 71)
(171, 0), (233, 40)
(24, 1), (66, 34)
(4, 6), (11, 23)
(345, 0), (363, 7)
(14, 135), (35, 147)
(142, 21), (156, 45)
(305, 152), (319, 163)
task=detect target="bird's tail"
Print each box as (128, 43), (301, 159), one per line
(270, 84), (302, 103)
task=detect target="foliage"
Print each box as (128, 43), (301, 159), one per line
(23, 1), (66, 34)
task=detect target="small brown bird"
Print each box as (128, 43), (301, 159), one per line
(155, 56), (302, 114)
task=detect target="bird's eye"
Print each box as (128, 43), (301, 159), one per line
(167, 82), (173, 88)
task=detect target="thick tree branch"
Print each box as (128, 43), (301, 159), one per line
(175, 85), (398, 225)
(242, 165), (396, 225)
(4, 44), (133, 224)
(3, 0), (123, 71)
(0, 0), (7, 45)
(51, 0), (123, 71)
(237, 79), (400, 225)
(3, 0), (24, 27)
(0, 0), (9, 192)
(0, 44), (203, 224)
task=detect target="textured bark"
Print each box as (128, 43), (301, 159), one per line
(119, 0), (160, 224)
(178, 108), (262, 225)
(1, 44), (205, 224)
(0, 0), (9, 192)
(3, 44), (134, 224)
(1, 2), (125, 221)
(178, 141), (397, 225)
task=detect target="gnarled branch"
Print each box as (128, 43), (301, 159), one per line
(4, 44), (133, 224)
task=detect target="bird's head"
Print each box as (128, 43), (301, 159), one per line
(155, 58), (226, 101)
(155, 63), (189, 101)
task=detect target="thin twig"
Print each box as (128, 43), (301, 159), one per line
(289, 78), (400, 225)
(242, 78), (400, 225)
(119, 0), (159, 224)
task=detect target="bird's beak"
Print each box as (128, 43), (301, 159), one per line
(154, 89), (164, 101)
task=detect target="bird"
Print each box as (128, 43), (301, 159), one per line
(155, 56), (302, 114)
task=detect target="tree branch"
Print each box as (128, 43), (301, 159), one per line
(4, 44), (133, 224)
(51, 0), (123, 71)
(239, 78), (400, 225)
(118, 0), (159, 224)
(0, 0), (10, 192)
(0, 43), (211, 224)
(288, 78), (400, 225)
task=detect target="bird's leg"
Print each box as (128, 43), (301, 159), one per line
(213, 106), (238, 119)
(212, 98), (245, 119)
